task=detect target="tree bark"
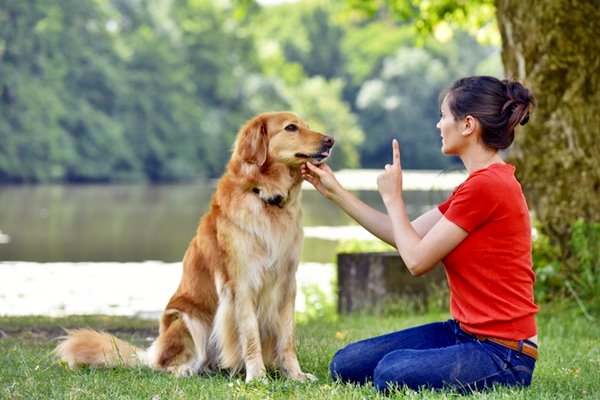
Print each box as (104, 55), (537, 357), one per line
(336, 252), (446, 314)
(496, 0), (600, 260)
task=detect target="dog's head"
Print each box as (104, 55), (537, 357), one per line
(234, 112), (334, 168)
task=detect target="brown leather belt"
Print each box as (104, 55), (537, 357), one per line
(473, 334), (538, 360)
(459, 324), (538, 360)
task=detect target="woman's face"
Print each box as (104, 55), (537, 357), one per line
(436, 97), (466, 155)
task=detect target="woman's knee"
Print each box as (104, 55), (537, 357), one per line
(372, 351), (425, 392)
(373, 355), (398, 392)
(329, 346), (352, 381)
(329, 343), (370, 384)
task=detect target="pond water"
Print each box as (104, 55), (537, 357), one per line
(0, 173), (461, 316)
(0, 180), (453, 263)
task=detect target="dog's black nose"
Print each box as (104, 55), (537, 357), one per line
(323, 135), (335, 147)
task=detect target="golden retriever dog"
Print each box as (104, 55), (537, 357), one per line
(55, 112), (334, 382)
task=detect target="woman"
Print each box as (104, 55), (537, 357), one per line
(301, 76), (539, 393)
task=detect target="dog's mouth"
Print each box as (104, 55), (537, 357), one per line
(294, 136), (334, 164)
(295, 149), (331, 163)
(295, 141), (334, 164)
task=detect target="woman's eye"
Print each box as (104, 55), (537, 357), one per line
(284, 124), (299, 132)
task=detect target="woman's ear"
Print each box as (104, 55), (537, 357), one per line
(462, 115), (478, 137)
(236, 117), (269, 166)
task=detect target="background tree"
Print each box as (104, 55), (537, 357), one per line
(355, 46), (451, 168)
(1, 0), (373, 182)
(496, 0), (600, 268)
(0, 0), (74, 182)
(248, 1), (499, 169)
(248, 1), (367, 169)
(1, 0), (498, 182)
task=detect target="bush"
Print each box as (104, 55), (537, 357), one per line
(533, 218), (600, 315)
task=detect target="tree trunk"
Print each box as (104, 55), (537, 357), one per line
(496, 0), (600, 261)
(336, 252), (446, 314)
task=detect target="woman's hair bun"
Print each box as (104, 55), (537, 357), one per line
(502, 79), (535, 130)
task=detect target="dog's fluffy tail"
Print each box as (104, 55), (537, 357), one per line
(55, 329), (150, 369)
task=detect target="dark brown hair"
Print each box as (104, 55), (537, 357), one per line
(441, 76), (535, 150)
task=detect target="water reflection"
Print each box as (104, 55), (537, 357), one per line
(0, 184), (450, 263)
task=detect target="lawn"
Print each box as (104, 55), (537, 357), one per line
(0, 306), (598, 400)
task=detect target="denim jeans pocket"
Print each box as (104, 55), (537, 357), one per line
(480, 340), (536, 387)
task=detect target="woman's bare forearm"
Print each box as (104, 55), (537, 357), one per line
(331, 188), (444, 247)
(331, 186), (395, 245)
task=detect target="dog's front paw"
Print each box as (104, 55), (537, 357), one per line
(289, 371), (318, 382)
(245, 366), (267, 384)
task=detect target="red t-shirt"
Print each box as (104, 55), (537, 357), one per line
(438, 163), (538, 340)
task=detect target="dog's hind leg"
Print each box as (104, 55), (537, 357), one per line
(182, 312), (215, 372)
(147, 309), (208, 377)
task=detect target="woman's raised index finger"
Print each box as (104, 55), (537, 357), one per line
(392, 139), (401, 167)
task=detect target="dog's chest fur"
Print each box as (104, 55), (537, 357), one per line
(214, 172), (303, 287)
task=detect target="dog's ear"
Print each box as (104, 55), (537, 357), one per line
(236, 116), (269, 166)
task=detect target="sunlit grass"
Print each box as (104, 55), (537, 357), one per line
(0, 304), (598, 399)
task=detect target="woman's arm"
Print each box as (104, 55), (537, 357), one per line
(377, 140), (468, 275)
(301, 162), (443, 246)
(386, 202), (467, 276)
(411, 207), (444, 238)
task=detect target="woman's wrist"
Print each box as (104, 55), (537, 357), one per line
(381, 196), (401, 213)
(328, 184), (348, 204)
(333, 186), (362, 215)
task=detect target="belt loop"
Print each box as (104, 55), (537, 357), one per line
(518, 340), (524, 354)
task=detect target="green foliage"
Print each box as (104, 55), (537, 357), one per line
(532, 221), (563, 303)
(248, 2), (366, 169)
(341, 0), (498, 45)
(355, 46), (451, 168)
(533, 218), (600, 315)
(297, 282), (338, 325)
(566, 219), (600, 313)
(341, 21), (414, 87)
(252, 2), (501, 170)
(0, 0), (501, 182)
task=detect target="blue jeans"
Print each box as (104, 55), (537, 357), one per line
(330, 319), (536, 393)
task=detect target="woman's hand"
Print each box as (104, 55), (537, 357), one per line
(377, 139), (403, 204)
(301, 162), (342, 201)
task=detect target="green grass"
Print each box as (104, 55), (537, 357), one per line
(0, 307), (598, 400)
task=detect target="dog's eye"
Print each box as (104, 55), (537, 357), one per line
(284, 124), (299, 133)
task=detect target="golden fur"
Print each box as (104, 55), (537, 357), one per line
(55, 112), (334, 382)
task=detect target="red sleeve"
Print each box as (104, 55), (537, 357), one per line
(441, 174), (500, 233)
(438, 194), (452, 214)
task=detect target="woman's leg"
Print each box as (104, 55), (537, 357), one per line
(372, 333), (537, 393)
(330, 320), (457, 384)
